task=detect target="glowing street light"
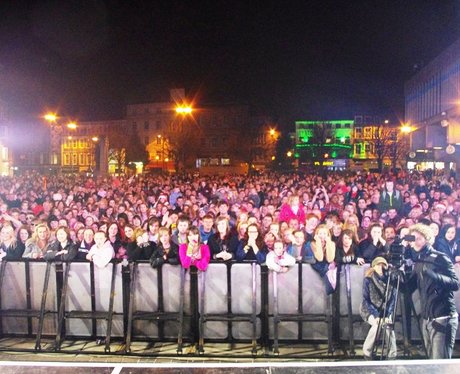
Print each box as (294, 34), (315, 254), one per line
(67, 122), (77, 130)
(400, 125), (413, 134)
(44, 113), (57, 122)
(91, 136), (99, 142)
(286, 151), (293, 157)
(175, 106), (193, 114)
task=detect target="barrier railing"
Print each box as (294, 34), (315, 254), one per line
(55, 261), (118, 352)
(0, 258), (458, 356)
(0, 260), (56, 351)
(198, 262), (262, 355)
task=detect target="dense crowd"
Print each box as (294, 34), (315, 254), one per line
(0, 169), (459, 359)
(0, 170), (459, 275)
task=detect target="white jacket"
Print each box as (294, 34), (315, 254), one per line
(266, 251), (296, 272)
(88, 241), (115, 268)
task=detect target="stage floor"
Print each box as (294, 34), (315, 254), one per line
(0, 360), (459, 374)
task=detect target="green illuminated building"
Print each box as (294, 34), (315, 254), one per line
(295, 120), (353, 169)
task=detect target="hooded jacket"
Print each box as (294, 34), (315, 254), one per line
(434, 224), (459, 262)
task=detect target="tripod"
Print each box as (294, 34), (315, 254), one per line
(372, 265), (426, 360)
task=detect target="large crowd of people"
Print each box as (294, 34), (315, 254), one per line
(0, 169), (459, 358)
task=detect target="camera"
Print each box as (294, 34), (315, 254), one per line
(388, 235), (415, 267)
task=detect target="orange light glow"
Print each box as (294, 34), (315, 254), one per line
(44, 113), (57, 122)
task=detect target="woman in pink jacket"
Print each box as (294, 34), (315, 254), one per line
(279, 194), (306, 226)
(179, 226), (211, 271)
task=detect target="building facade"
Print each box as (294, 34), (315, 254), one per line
(295, 119), (353, 170)
(0, 100), (12, 176)
(294, 117), (407, 172)
(405, 38), (460, 171)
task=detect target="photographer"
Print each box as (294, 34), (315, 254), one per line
(407, 223), (459, 359)
(360, 257), (397, 360)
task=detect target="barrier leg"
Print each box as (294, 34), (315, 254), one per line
(90, 262), (97, 340)
(273, 271), (279, 355)
(35, 262), (52, 351)
(25, 261), (33, 336)
(327, 293), (334, 354)
(0, 260), (7, 336)
(198, 270), (205, 354)
(124, 263), (136, 353)
(251, 262), (257, 356)
(177, 267), (186, 354)
(55, 263), (70, 350)
(345, 265), (355, 356)
(104, 262), (117, 353)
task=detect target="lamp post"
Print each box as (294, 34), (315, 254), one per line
(157, 134), (166, 172)
(43, 112), (78, 172)
(173, 104), (194, 172)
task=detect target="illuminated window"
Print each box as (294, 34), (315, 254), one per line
(221, 158), (230, 165)
(363, 127), (372, 138)
(79, 153), (84, 165)
(72, 154), (77, 165)
(365, 143), (371, 153)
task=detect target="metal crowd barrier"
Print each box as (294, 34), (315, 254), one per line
(54, 261), (119, 352)
(270, 263), (333, 354)
(124, 263), (191, 353)
(0, 258), (459, 356)
(198, 262), (262, 355)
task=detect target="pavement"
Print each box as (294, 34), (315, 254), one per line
(0, 337), (438, 363)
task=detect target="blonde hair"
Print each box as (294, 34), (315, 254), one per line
(158, 227), (170, 237)
(0, 224), (17, 247)
(26, 223), (50, 246)
(133, 228), (146, 241)
(312, 224), (336, 262)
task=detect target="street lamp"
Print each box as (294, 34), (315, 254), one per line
(175, 105), (193, 114)
(43, 112), (78, 171)
(400, 124), (413, 134)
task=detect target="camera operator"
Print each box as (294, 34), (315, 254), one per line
(407, 223), (459, 359)
(360, 256), (397, 360)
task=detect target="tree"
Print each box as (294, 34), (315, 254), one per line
(373, 125), (410, 174)
(165, 116), (202, 172)
(125, 132), (149, 165)
(108, 128), (148, 173)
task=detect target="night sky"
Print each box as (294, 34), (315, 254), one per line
(0, 0), (459, 126)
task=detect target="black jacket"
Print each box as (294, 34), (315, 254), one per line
(357, 238), (386, 263)
(127, 242), (155, 261)
(150, 242), (179, 268)
(407, 245), (459, 319)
